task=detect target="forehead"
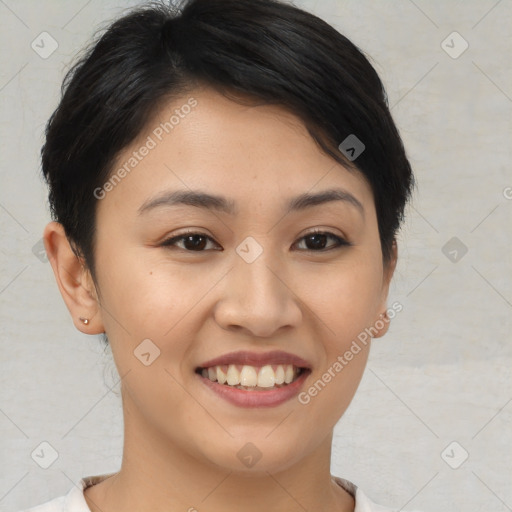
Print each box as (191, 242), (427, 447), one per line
(100, 87), (374, 215)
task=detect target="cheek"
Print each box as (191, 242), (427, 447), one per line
(95, 242), (180, 320)
(94, 247), (226, 360)
(300, 347), (370, 442)
(296, 256), (383, 340)
(291, 255), (381, 416)
(296, 264), (377, 428)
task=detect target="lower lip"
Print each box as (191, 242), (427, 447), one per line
(197, 370), (310, 408)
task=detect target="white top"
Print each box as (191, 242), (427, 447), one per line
(20, 473), (421, 512)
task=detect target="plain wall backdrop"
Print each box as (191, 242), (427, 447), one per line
(1, 0), (511, 510)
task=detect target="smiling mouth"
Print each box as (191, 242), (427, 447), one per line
(195, 364), (308, 391)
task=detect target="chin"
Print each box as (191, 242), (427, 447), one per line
(199, 436), (308, 476)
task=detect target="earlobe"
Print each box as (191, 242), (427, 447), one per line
(43, 222), (104, 334)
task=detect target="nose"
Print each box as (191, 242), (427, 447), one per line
(213, 249), (302, 337)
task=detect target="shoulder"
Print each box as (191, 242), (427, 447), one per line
(17, 473), (116, 512)
(332, 475), (423, 512)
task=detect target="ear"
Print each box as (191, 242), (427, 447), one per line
(372, 239), (398, 339)
(43, 221), (104, 334)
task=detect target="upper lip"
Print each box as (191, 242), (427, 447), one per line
(197, 350), (312, 370)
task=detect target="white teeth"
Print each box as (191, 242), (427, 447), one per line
(275, 365), (285, 385)
(200, 363), (302, 388)
(258, 365), (275, 387)
(226, 364), (239, 386)
(240, 365), (258, 386)
(284, 365), (294, 384)
(216, 365), (227, 384)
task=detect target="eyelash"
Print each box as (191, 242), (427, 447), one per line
(160, 229), (351, 253)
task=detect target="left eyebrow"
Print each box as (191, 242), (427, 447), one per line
(285, 188), (365, 218)
(137, 187), (364, 218)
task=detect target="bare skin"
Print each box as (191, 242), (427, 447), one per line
(44, 87), (397, 512)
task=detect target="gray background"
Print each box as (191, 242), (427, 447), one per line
(1, 0), (511, 510)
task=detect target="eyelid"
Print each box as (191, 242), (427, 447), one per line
(160, 229), (221, 250)
(292, 229), (351, 251)
(160, 228), (351, 252)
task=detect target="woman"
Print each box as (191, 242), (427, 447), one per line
(24, 0), (418, 510)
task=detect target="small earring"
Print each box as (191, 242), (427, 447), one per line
(379, 311), (388, 320)
(79, 317), (90, 325)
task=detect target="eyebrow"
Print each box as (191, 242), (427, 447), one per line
(138, 187), (364, 218)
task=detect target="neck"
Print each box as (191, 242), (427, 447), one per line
(84, 392), (355, 512)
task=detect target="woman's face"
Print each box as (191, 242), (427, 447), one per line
(74, 87), (395, 474)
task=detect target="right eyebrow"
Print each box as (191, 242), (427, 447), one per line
(138, 190), (236, 216)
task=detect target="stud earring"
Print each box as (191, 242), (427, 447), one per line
(79, 317), (90, 325)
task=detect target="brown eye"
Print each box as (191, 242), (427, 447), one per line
(160, 230), (349, 253)
(161, 232), (220, 251)
(294, 231), (350, 251)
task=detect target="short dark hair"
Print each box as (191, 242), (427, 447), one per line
(42, 0), (414, 278)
